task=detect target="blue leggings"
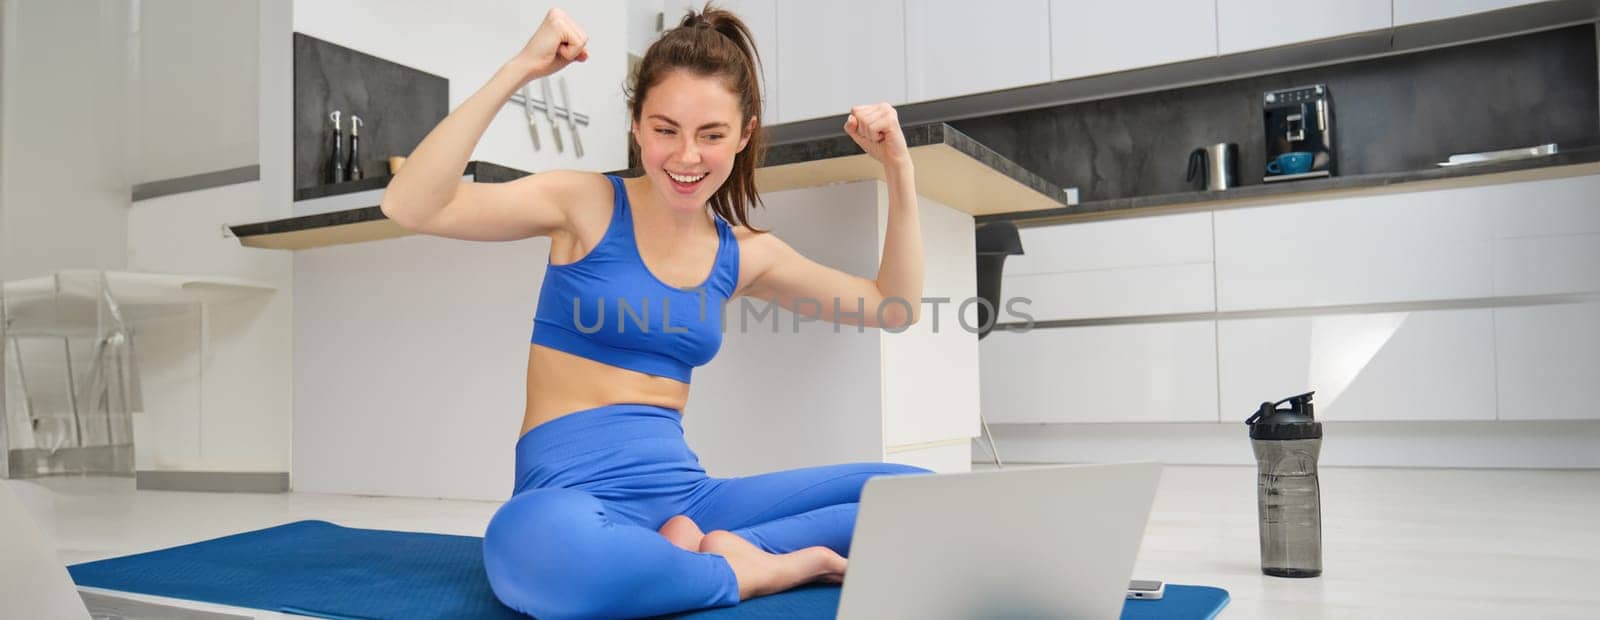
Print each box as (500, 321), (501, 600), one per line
(481, 403), (932, 619)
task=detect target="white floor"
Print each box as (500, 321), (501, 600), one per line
(12, 465), (1600, 619)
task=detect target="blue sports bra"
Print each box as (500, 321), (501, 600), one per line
(530, 174), (740, 383)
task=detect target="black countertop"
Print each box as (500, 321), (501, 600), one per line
(975, 146), (1600, 226)
(235, 161), (535, 240)
(234, 123), (1066, 244)
(235, 132), (1600, 245)
(292, 160), (532, 201)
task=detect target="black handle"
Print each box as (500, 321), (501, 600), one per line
(1186, 148), (1207, 189)
(1246, 391), (1317, 425)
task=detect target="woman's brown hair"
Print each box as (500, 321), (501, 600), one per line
(627, 2), (766, 231)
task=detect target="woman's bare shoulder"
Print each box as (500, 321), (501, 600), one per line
(541, 171), (620, 254)
(730, 223), (781, 256)
(540, 169), (614, 225)
(542, 169), (616, 213)
(729, 224), (802, 298)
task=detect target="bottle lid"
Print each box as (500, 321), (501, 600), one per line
(1245, 391), (1323, 440)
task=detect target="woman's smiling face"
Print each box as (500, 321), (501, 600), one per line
(631, 69), (752, 213)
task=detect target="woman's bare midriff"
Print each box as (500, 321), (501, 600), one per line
(520, 343), (691, 437)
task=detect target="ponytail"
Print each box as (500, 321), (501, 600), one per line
(627, 2), (767, 231)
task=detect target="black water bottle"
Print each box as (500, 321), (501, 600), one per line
(1246, 391), (1324, 578)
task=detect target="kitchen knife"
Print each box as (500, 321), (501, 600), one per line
(540, 78), (564, 153)
(559, 77), (583, 158)
(520, 84), (541, 150)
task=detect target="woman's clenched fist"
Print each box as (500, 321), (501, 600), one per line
(844, 103), (910, 171)
(511, 8), (589, 82)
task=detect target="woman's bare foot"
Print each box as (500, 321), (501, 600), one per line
(658, 515), (706, 552)
(698, 530), (848, 600)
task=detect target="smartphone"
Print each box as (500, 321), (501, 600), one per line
(1127, 579), (1165, 600)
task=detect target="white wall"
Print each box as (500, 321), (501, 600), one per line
(627, 0), (665, 57)
(685, 180), (979, 477)
(0, 0), (7, 478)
(880, 184), (979, 450)
(684, 182), (888, 478)
(126, 181), (293, 473)
(292, 234), (547, 499)
(290, 172), (981, 497)
(289, 0), (632, 500)
(1, 0), (292, 477)
(117, 0), (294, 475)
(1, 0), (132, 281)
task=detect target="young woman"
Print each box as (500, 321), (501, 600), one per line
(382, 5), (929, 618)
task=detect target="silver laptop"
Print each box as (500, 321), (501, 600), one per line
(838, 462), (1162, 620)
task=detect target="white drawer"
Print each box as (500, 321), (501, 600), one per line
(1493, 234), (1600, 297)
(979, 321), (1219, 423)
(1489, 175), (1600, 297)
(1495, 302), (1600, 421)
(1002, 263), (1214, 321)
(1217, 309), (1497, 421)
(1009, 212), (1212, 276)
(1215, 174), (1600, 311)
(1214, 189), (1495, 311)
(1001, 212), (1214, 320)
(1487, 174), (1600, 238)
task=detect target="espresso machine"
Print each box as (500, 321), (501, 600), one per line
(1262, 84), (1336, 182)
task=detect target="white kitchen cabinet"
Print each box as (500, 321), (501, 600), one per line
(1218, 309), (1498, 422)
(1487, 174), (1600, 238)
(1050, 0), (1218, 80)
(1490, 174), (1600, 297)
(1215, 174), (1600, 311)
(979, 321), (1219, 424)
(1004, 263), (1216, 322)
(1002, 212), (1215, 321)
(1494, 302), (1600, 421)
(775, 0), (905, 123)
(906, 0), (1052, 102)
(1393, 0), (1552, 26)
(1217, 0), (1391, 55)
(1008, 212), (1214, 276)
(1493, 234), (1600, 297)
(1213, 190), (1496, 311)
(666, 0), (780, 124)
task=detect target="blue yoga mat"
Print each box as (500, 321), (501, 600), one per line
(69, 520), (1229, 619)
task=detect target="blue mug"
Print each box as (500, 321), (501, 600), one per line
(1267, 151), (1314, 175)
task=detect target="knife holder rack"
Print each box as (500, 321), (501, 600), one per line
(508, 91), (591, 126)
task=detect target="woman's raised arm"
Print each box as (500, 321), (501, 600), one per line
(380, 8), (589, 241)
